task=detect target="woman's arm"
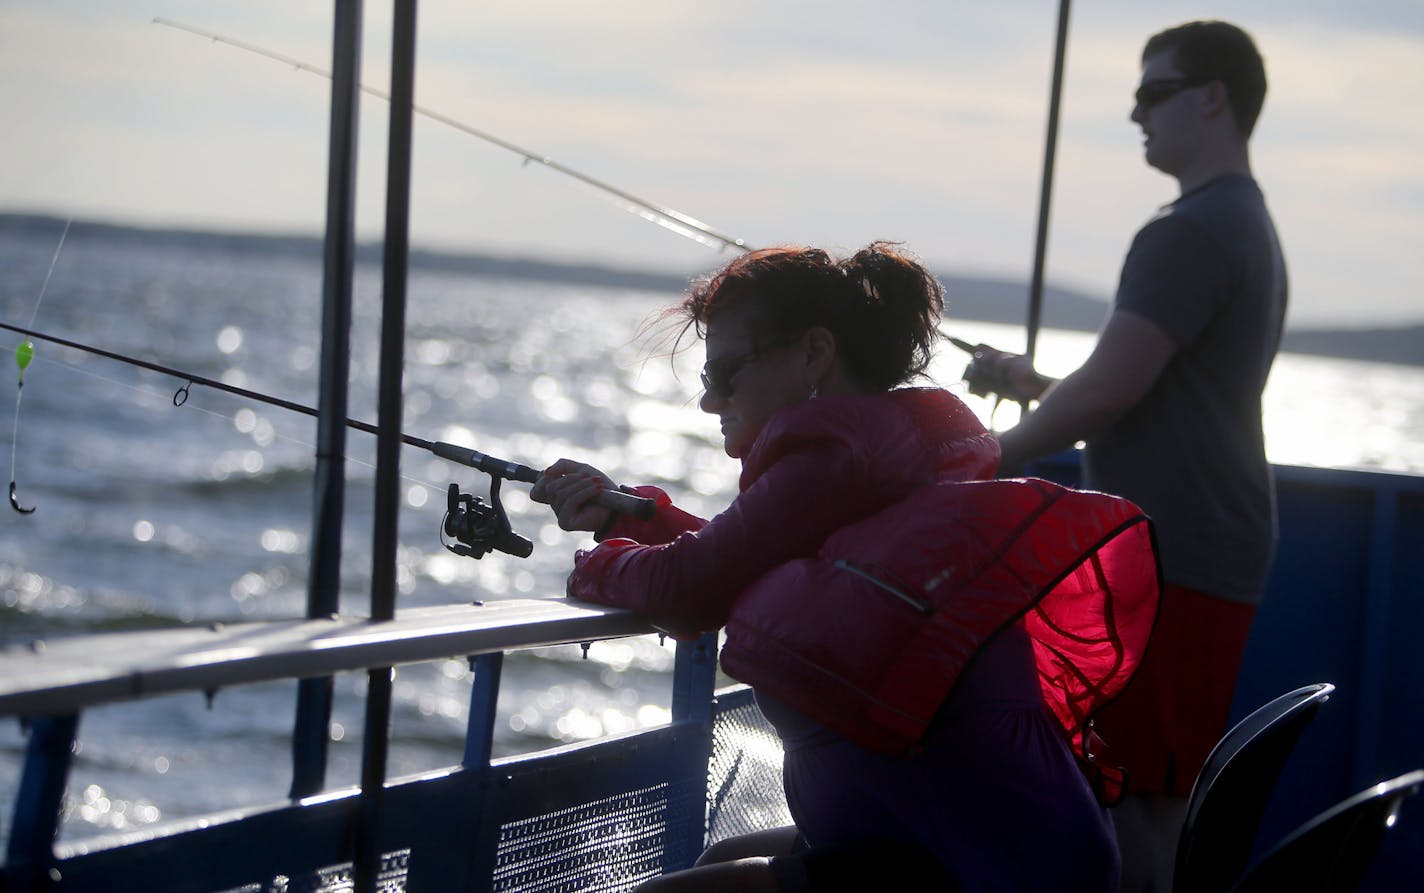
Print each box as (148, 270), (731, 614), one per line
(568, 435), (882, 638)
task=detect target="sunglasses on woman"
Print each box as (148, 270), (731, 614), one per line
(700, 338), (794, 401)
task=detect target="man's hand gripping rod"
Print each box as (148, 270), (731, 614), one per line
(945, 336), (1053, 403)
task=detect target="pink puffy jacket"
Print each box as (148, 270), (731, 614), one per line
(568, 388), (1159, 799)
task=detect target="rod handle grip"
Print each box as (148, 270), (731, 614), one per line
(430, 441), (539, 482)
(596, 488), (656, 521)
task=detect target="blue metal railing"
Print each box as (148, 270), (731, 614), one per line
(0, 606), (725, 892)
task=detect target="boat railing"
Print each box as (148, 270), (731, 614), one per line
(0, 598), (788, 892)
(1031, 453), (1424, 886)
(6, 456), (1424, 890)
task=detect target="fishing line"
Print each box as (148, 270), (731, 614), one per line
(0, 316), (489, 459)
(10, 218), (71, 513)
(154, 17), (1028, 419)
(25, 351), (447, 497)
(153, 17), (752, 255)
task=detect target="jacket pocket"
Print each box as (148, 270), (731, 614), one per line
(832, 560), (933, 615)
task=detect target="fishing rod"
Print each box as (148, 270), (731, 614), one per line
(1, 319), (655, 547)
(155, 17), (1049, 414)
(941, 2), (1070, 429)
(153, 17), (753, 256)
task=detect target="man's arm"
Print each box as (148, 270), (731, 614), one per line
(996, 309), (1178, 473)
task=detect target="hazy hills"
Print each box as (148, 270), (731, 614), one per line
(3, 214), (1420, 366)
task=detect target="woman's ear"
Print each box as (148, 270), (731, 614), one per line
(803, 326), (838, 384)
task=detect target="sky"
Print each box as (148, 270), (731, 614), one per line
(1, 1), (1421, 329)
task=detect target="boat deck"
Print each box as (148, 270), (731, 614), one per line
(3, 460), (1422, 891)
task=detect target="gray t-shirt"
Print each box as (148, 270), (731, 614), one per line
(1083, 174), (1287, 604)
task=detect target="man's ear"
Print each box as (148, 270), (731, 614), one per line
(1200, 80), (1233, 123)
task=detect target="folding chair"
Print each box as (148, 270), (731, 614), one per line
(1229, 769), (1424, 892)
(1174, 682), (1334, 893)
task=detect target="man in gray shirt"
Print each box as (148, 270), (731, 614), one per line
(984, 20), (1287, 892)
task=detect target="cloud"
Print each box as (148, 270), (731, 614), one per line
(2, 0), (1421, 324)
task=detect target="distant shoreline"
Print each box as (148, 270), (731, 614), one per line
(3, 213), (1419, 367)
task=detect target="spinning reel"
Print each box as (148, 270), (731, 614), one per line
(441, 475), (533, 560)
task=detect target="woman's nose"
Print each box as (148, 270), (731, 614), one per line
(699, 389), (724, 414)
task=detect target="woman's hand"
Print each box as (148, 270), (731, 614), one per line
(530, 458), (619, 534)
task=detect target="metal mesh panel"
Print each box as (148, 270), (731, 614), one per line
(706, 687), (792, 844)
(188, 689), (788, 893)
(210, 849), (410, 893)
(490, 779), (703, 893)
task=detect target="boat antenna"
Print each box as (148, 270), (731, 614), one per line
(9, 218), (71, 514)
(152, 17), (753, 256)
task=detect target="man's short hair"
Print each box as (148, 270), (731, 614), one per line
(1144, 20), (1267, 137)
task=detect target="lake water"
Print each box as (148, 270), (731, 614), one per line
(1, 229), (1420, 841)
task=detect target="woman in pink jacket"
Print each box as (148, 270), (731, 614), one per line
(533, 244), (1158, 892)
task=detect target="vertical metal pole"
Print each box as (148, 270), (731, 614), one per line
(459, 653), (503, 893)
(353, 1), (418, 889)
(670, 634), (718, 727)
(352, 666), (394, 892)
(462, 653), (504, 770)
(667, 634), (719, 871)
(369, 7), (418, 623)
(1025, 0), (1071, 366)
(5, 714), (79, 891)
(1354, 487), (1397, 789)
(291, 0), (364, 800)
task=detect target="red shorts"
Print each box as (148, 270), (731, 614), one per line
(1093, 582), (1256, 797)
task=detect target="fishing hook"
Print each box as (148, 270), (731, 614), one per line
(9, 346), (35, 514)
(10, 219), (70, 514)
(9, 482), (34, 514)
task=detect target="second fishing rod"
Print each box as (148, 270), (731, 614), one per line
(2, 318), (655, 534)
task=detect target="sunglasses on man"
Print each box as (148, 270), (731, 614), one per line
(1134, 77), (1214, 109)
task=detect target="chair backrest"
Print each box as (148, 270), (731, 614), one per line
(1175, 682), (1335, 893)
(1228, 769), (1424, 892)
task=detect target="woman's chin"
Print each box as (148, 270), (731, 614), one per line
(721, 433), (749, 459)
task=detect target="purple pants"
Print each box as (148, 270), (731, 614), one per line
(758, 626), (1119, 892)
